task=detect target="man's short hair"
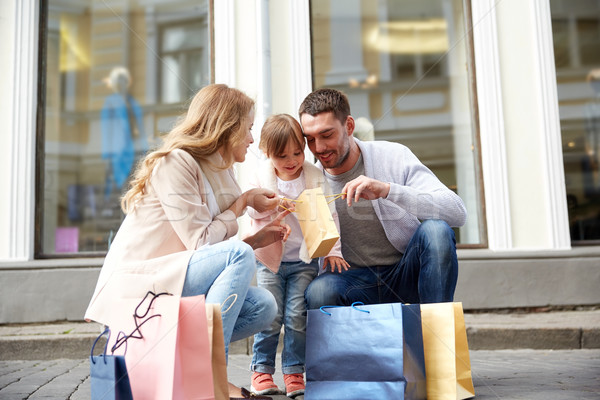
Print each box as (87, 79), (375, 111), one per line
(298, 88), (351, 126)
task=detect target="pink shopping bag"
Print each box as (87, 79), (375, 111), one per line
(108, 292), (215, 400)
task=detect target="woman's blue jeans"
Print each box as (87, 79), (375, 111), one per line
(251, 260), (319, 375)
(305, 220), (458, 308)
(181, 240), (277, 360)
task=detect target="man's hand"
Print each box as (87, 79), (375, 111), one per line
(246, 188), (279, 212)
(342, 175), (390, 206)
(244, 210), (291, 249)
(323, 256), (350, 273)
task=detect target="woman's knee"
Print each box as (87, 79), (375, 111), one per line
(231, 240), (255, 261)
(226, 240), (256, 275)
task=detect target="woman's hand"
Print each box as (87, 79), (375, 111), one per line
(243, 210), (291, 250)
(323, 256), (350, 273)
(228, 188), (278, 218)
(246, 188), (279, 213)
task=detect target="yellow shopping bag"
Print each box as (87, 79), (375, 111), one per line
(420, 302), (475, 400)
(294, 186), (340, 258)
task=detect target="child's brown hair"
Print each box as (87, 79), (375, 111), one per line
(259, 114), (305, 158)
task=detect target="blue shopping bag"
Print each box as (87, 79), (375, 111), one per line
(305, 302), (426, 400)
(90, 327), (133, 400)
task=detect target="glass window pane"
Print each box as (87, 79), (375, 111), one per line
(551, 0), (600, 242)
(40, 0), (212, 256)
(310, 0), (485, 246)
(162, 24), (205, 52)
(552, 18), (570, 69)
(579, 18), (600, 66)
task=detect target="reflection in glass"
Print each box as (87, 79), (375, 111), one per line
(41, 0), (211, 255)
(310, 0), (484, 245)
(551, 0), (600, 242)
(101, 67), (148, 205)
(160, 21), (209, 103)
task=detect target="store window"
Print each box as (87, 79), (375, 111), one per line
(38, 0), (212, 256)
(551, 0), (600, 242)
(309, 0), (485, 246)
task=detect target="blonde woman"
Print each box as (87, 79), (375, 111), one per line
(85, 84), (288, 400)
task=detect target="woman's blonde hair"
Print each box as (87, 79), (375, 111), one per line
(258, 114), (305, 158)
(121, 84), (255, 213)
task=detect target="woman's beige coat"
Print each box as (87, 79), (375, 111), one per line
(85, 149), (240, 325)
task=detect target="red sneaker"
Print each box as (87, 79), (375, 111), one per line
(250, 372), (280, 395)
(283, 373), (305, 398)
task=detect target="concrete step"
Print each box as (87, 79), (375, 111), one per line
(1, 309), (599, 361)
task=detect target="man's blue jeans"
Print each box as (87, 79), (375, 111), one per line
(251, 260), (319, 374)
(305, 220), (458, 308)
(181, 240), (277, 360)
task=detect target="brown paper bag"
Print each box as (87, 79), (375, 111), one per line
(420, 302), (475, 400)
(294, 186), (340, 258)
(206, 303), (229, 400)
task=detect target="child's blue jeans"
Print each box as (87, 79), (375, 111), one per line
(250, 260), (319, 375)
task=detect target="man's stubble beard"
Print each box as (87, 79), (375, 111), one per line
(322, 140), (350, 171)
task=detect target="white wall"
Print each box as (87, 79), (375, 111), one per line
(0, 0), (38, 261)
(474, 0), (570, 251)
(495, 0), (569, 250)
(0, 0), (16, 259)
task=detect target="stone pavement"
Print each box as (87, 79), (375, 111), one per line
(0, 350), (599, 399)
(0, 308), (599, 399)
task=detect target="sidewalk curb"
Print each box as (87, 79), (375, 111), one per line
(1, 310), (599, 360)
(0, 335), (97, 361)
(2, 328), (599, 361)
(466, 327), (600, 350)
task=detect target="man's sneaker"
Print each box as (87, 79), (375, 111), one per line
(250, 372), (280, 395)
(283, 373), (305, 398)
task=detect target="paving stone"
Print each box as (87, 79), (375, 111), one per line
(28, 360), (88, 399)
(69, 375), (90, 400)
(0, 350), (599, 399)
(583, 328), (600, 348)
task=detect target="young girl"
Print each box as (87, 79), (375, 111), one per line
(248, 114), (349, 398)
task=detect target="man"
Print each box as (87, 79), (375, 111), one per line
(299, 88), (467, 308)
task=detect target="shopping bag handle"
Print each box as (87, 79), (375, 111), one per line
(110, 291), (172, 353)
(135, 291), (172, 319)
(90, 326), (111, 364)
(319, 301), (370, 316)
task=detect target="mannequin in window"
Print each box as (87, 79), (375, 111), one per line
(101, 66), (149, 207)
(352, 116), (375, 141)
(583, 68), (600, 199)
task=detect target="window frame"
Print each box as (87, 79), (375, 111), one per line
(34, 0), (214, 259)
(307, 0), (487, 249)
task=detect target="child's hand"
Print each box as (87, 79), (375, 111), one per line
(323, 256), (350, 273)
(278, 198), (296, 213)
